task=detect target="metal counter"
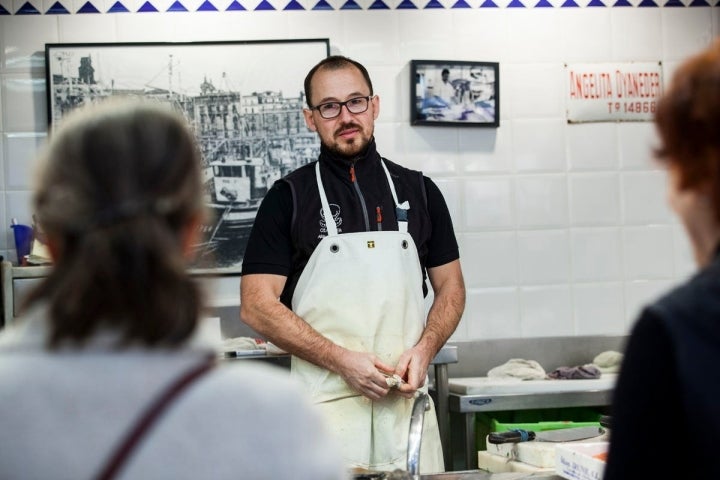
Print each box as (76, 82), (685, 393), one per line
(355, 470), (562, 479)
(419, 472), (562, 480)
(429, 345), (459, 471)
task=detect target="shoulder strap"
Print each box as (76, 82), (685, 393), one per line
(95, 355), (216, 480)
(418, 172), (428, 209)
(315, 162), (339, 236)
(379, 159), (410, 234)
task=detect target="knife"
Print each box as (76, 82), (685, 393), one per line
(488, 426), (605, 444)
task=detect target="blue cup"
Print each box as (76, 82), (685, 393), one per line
(11, 224), (33, 265)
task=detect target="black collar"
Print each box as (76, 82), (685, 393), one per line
(318, 137), (381, 183)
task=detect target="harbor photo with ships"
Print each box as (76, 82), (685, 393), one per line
(44, 39), (330, 272)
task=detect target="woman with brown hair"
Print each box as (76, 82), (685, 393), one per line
(604, 39), (720, 479)
(0, 100), (345, 480)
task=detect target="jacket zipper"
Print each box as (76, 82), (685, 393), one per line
(349, 164), (371, 231)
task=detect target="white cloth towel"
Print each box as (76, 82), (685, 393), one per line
(487, 358), (547, 380)
(593, 350), (624, 373)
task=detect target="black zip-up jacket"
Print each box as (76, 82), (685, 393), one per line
(604, 244), (720, 480)
(241, 138), (459, 308)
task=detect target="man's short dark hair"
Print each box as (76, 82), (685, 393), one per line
(304, 55), (374, 108)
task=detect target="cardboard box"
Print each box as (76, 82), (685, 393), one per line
(555, 442), (608, 480)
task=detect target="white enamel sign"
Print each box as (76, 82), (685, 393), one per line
(566, 62), (663, 123)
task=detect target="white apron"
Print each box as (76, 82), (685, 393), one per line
(290, 161), (444, 473)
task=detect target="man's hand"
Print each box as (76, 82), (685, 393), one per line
(336, 350), (397, 401)
(392, 346), (433, 398)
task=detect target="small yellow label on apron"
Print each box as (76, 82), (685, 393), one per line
(367, 241), (375, 248)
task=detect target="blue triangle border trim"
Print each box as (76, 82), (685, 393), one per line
(340, 0), (362, 8)
(77, 1), (101, 11)
(108, 1), (130, 11)
(137, 0), (158, 11)
(16, 1), (41, 13)
(168, 0), (188, 10)
(46, 1), (70, 12)
(312, 0), (334, 8)
(10, 0), (720, 13)
(226, 0), (246, 9)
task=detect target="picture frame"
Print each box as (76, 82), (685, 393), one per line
(410, 59), (499, 127)
(44, 39), (330, 274)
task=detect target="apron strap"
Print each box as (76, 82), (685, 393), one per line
(380, 160), (409, 234)
(94, 355), (216, 480)
(315, 162), (338, 237)
(315, 160), (410, 235)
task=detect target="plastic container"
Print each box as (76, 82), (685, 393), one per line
(476, 408), (603, 451)
(11, 223), (33, 266)
(555, 442), (609, 480)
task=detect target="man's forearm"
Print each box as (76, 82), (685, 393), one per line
(418, 286), (465, 357)
(240, 276), (344, 373)
(418, 260), (466, 357)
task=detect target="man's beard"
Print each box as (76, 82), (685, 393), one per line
(322, 123), (371, 159)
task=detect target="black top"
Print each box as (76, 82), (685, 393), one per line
(603, 245), (720, 479)
(241, 138), (460, 307)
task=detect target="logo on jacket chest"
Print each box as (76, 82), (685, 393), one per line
(319, 203), (343, 238)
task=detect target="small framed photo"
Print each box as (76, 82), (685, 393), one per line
(410, 59), (499, 127)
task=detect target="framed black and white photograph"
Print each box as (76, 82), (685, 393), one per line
(410, 59), (499, 127)
(45, 39), (330, 273)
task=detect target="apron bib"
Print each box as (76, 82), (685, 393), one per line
(290, 161), (443, 473)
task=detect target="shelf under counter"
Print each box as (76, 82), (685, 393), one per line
(448, 377), (615, 471)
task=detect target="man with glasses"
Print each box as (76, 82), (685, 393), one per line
(240, 55), (465, 474)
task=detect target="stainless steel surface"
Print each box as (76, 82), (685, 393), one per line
(354, 470), (562, 480)
(407, 392), (430, 476)
(419, 472), (562, 480)
(430, 345), (458, 364)
(431, 347), (457, 471)
(449, 389), (613, 413)
(434, 362), (452, 471)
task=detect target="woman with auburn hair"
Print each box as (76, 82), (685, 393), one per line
(0, 100), (346, 480)
(604, 39), (720, 479)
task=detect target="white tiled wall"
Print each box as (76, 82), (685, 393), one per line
(0, 5), (718, 341)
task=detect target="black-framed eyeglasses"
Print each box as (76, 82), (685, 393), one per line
(311, 96), (373, 119)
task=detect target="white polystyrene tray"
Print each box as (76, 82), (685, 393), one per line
(555, 442), (608, 480)
(449, 374), (617, 395)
